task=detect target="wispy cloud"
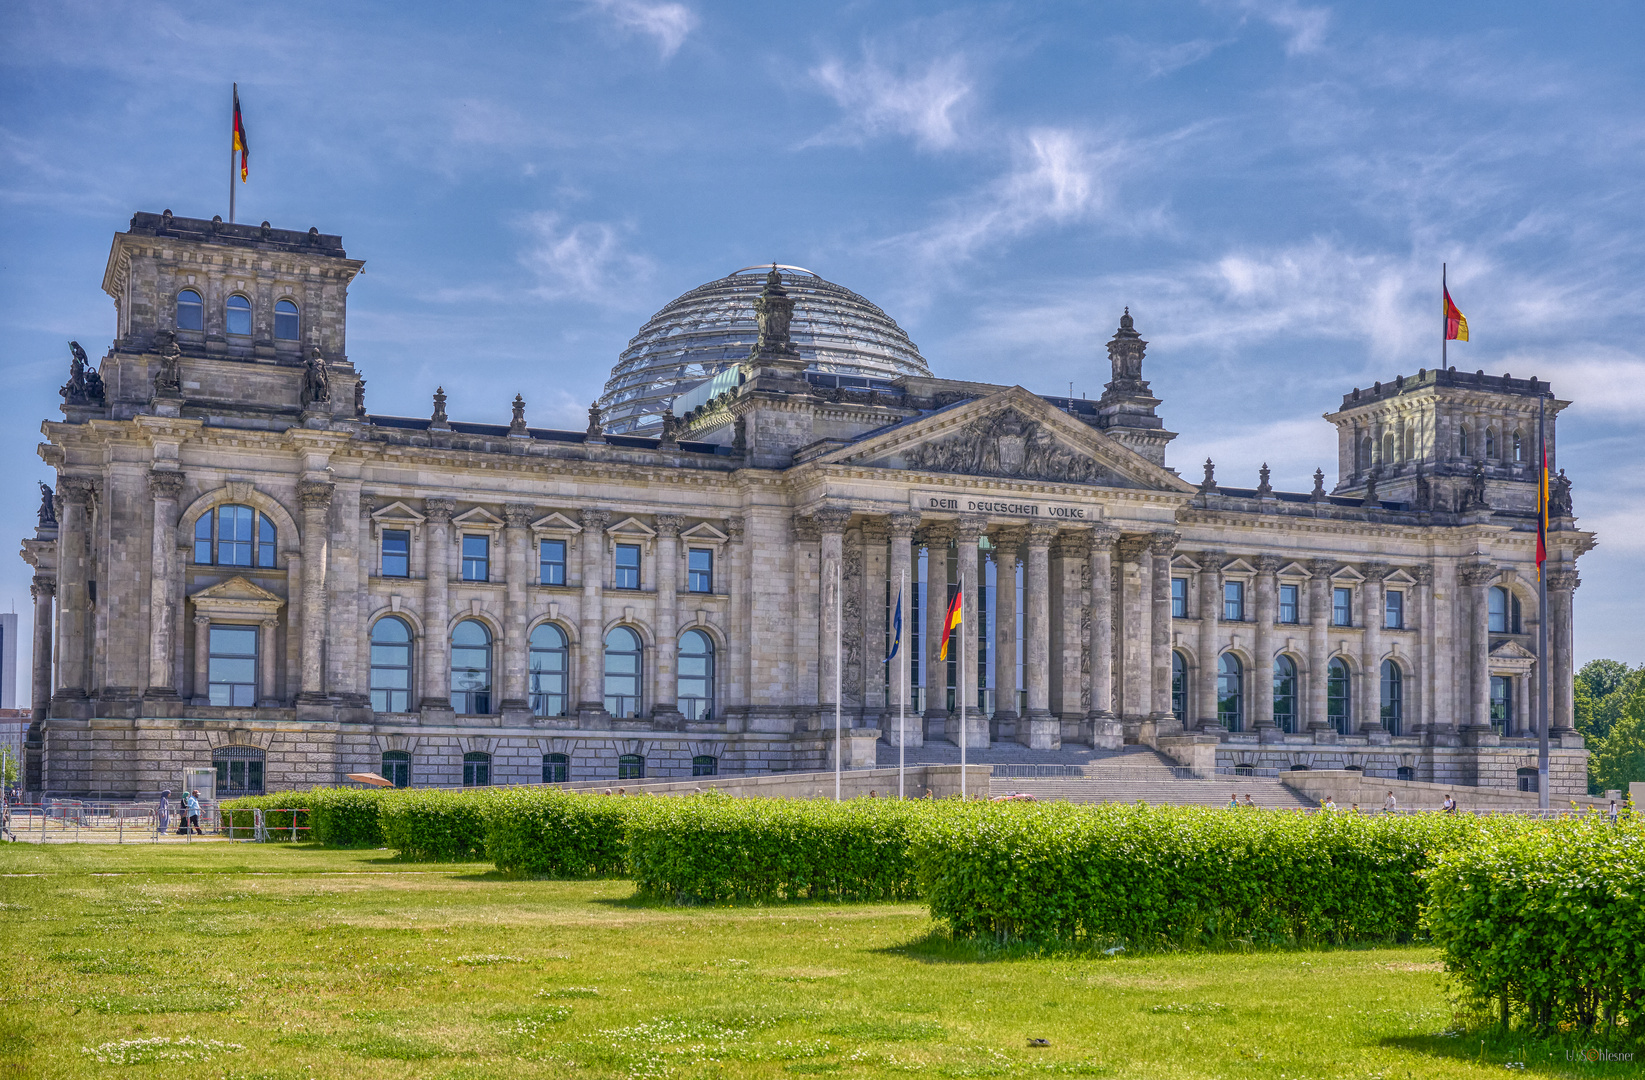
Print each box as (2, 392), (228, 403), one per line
(589, 0), (697, 59)
(806, 51), (973, 151)
(1220, 0), (1331, 56)
(1115, 36), (1231, 78)
(518, 213), (653, 306)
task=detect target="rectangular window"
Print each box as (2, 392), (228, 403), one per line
(207, 625), (258, 707)
(1171, 577), (1188, 619)
(1385, 590), (1404, 629)
(461, 534), (490, 582)
(1222, 580), (1245, 621)
(215, 756), (263, 794)
(539, 538), (566, 586)
(1279, 583), (1299, 624)
(381, 529), (410, 578)
(688, 548), (713, 593)
(614, 544), (641, 589)
(1333, 587), (1353, 627)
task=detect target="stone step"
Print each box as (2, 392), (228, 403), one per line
(987, 776), (1317, 809)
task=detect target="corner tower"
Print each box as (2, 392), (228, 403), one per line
(1094, 309), (1175, 467)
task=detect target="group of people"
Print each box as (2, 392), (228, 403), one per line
(155, 789), (205, 835)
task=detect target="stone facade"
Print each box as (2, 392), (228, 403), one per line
(19, 213), (1596, 798)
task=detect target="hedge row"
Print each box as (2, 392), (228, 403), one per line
(911, 802), (1523, 947)
(378, 788), (499, 861)
(1424, 814), (1644, 1038)
(486, 787), (631, 877)
(220, 788), (389, 847)
(624, 792), (922, 903)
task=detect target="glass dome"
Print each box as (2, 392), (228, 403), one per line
(598, 265), (931, 435)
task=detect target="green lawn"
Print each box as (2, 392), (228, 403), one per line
(0, 843), (1631, 1079)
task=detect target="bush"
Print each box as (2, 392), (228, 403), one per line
(306, 787), (390, 848)
(218, 794), (310, 840)
(379, 788), (499, 861)
(910, 802), (1511, 947)
(485, 788), (631, 877)
(1424, 813), (1645, 1039)
(624, 793), (923, 903)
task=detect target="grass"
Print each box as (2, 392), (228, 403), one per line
(0, 842), (1635, 1079)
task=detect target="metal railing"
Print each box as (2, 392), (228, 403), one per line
(1, 800), (221, 843)
(1218, 766), (1283, 778)
(221, 807), (311, 842)
(990, 764), (1198, 780)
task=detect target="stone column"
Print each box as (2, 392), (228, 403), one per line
(30, 576), (55, 720)
(921, 522), (955, 729)
(885, 512), (921, 747)
(953, 514), (988, 747)
(145, 471), (185, 697)
(1253, 555), (1281, 732)
(1514, 670), (1530, 736)
(1459, 563), (1497, 734)
(1306, 560), (1334, 732)
(1359, 564), (1389, 735)
(191, 613), (211, 705)
(652, 514), (683, 722)
(724, 516), (746, 727)
(816, 507), (852, 715)
(990, 527), (1022, 737)
(1117, 535), (1153, 722)
(1547, 568), (1579, 734)
(1196, 553), (1223, 731)
(296, 480), (333, 704)
(420, 499), (454, 710)
(259, 617), (280, 706)
(53, 478), (95, 703)
(792, 515), (821, 713)
(1087, 527), (1118, 736)
(501, 503), (535, 715)
(1151, 532), (1179, 723)
(860, 517), (891, 726)
(1021, 522), (1057, 730)
(1050, 529), (1089, 731)
(1411, 565), (1436, 735)
(575, 508), (610, 718)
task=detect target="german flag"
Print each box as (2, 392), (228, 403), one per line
(1536, 442), (1549, 578)
(233, 85), (249, 182)
(1444, 284), (1468, 341)
(937, 588), (963, 662)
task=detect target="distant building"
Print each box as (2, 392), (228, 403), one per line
(18, 210), (1595, 798)
(0, 612), (14, 710)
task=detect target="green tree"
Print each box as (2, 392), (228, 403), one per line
(1576, 658), (1631, 700)
(1589, 682), (1645, 795)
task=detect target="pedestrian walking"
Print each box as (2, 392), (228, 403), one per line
(183, 790), (203, 835)
(1227, 793), (1239, 809)
(1322, 795), (1336, 811)
(1383, 790), (1397, 814)
(157, 789), (172, 836)
(1242, 794), (1257, 808)
(1610, 799), (1620, 825)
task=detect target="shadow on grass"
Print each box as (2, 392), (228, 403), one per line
(878, 928), (1431, 965)
(1382, 1031), (1641, 1075)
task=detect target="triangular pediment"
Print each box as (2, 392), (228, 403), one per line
(606, 516), (657, 539)
(1490, 640), (1538, 660)
(452, 507), (505, 530)
(1385, 569), (1417, 585)
(1171, 553), (1202, 572)
(1331, 565), (1366, 583)
(814, 387), (1197, 494)
(1277, 561), (1312, 579)
(1221, 558), (1258, 576)
(681, 522), (729, 544)
(531, 512), (583, 534)
(190, 575), (282, 603)
(371, 500), (425, 525)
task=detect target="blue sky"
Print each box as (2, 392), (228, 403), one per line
(1, 0), (1642, 700)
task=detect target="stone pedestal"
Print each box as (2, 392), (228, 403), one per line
(948, 713), (990, 749)
(828, 727), (882, 770)
(880, 713), (924, 749)
(1016, 717), (1061, 751)
(1089, 713), (1124, 750)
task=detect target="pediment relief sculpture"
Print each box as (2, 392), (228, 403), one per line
(899, 408), (1126, 487)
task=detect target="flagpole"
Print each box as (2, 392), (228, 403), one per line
(899, 569), (907, 801)
(1442, 263), (1447, 368)
(834, 560), (843, 803)
(959, 588), (967, 801)
(229, 83), (237, 225)
(1537, 392), (1550, 809)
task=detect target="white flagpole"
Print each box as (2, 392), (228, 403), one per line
(834, 560), (843, 803)
(229, 83), (237, 225)
(959, 587), (967, 801)
(898, 570), (906, 799)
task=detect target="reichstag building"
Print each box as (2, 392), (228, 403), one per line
(20, 210), (1595, 798)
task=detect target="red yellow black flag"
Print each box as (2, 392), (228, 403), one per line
(232, 86), (249, 182)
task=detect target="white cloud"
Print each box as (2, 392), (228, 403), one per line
(1215, 0), (1330, 56)
(518, 213), (653, 306)
(590, 0), (697, 59)
(807, 52), (973, 151)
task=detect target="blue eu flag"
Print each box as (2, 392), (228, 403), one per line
(886, 587), (903, 662)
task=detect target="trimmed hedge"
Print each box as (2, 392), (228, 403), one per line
(624, 792), (923, 903)
(219, 794), (310, 839)
(485, 788), (632, 877)
(911, 802), (1514, 947)
(305, 787), (389, 847)
(378, 788), (499, 861)
(1424, 814), (1645, 1038)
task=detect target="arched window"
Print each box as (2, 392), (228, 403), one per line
(604, 627), (642, 718)
(529, 623), (569, 717)
(1405, 428), (1416, 460)
(692, 755), (718, 777)
(1328, 658), (1352, 735)
(1289, 764), (1310, 771)
(1510, 594), (1522, 634)
(1382, 432), (1395, 463)
(543, 753), (569, 784)
(1380, 660), (1403, 735)
(194, 504), (277, 567)
(1360, 436), (1372, 471)
(226, 294), (252, 337)
(1273, 655), (1298, 734)
(176, 289), (204, 331)
(618, 753), (645, 780)
(677, 629), (714, 721)
(1513, 432), (1524, 462)
(369, 617), (413, 713)
(462, 751), (490, 787)
(1217, 654), (1243, 732)
(1234, 763), (1254, 777)
(1488, 586), (1509, 633)
(1485, 428), (1497, 458)
(274, 299), (299, 341)
(451, 620), (492, 714)
(1170, 651), (1188, 721)
(381, 750), (410, 788)
(213, 746), (265, 795)
(1458, 426), (1469, 456)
